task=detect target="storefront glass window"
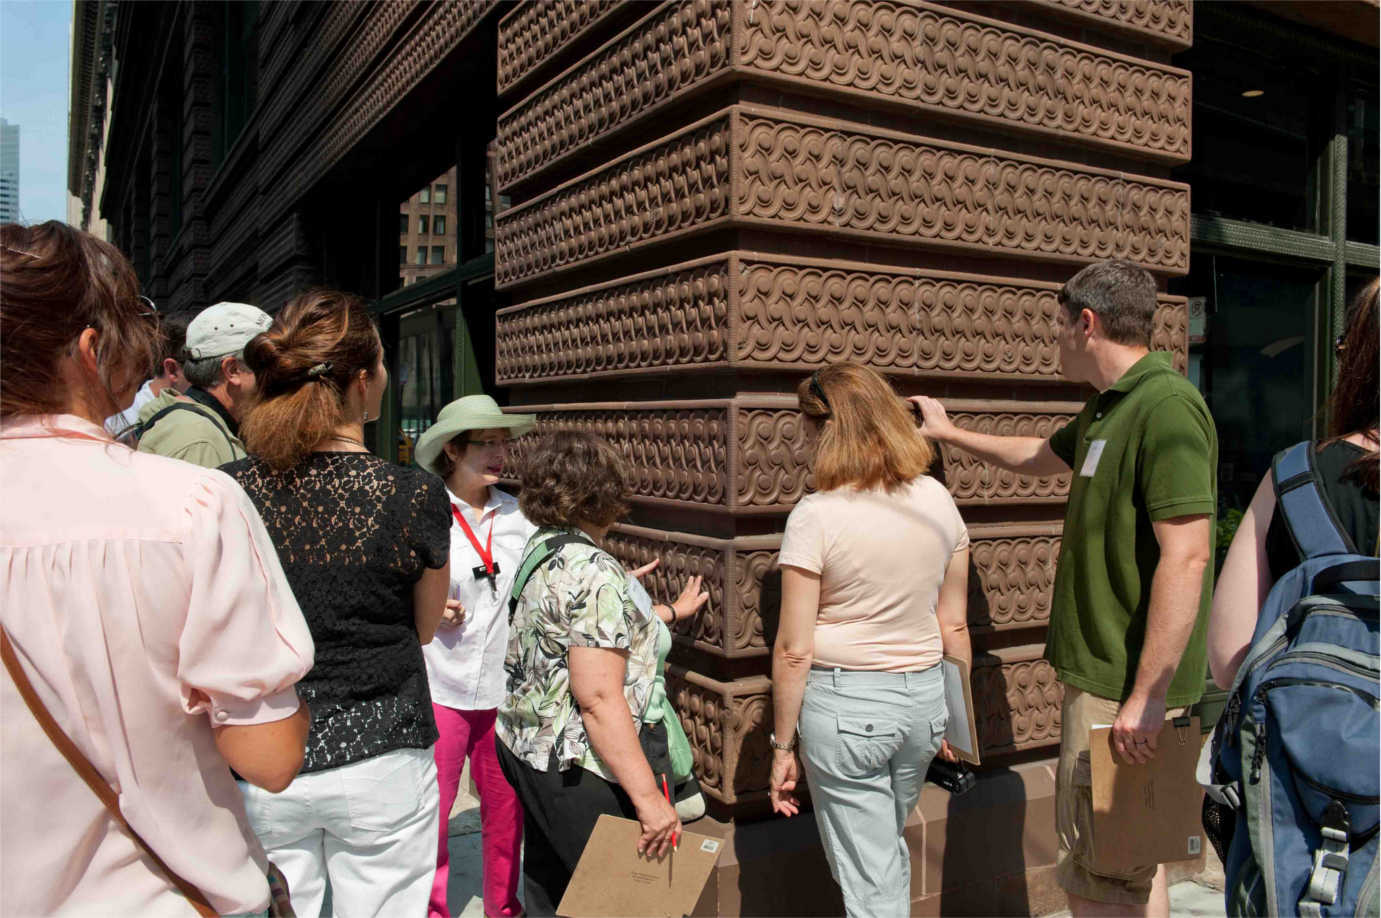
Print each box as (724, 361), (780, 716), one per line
(1174, 255), (1322, 512)
(1347, 84), (1379, 245)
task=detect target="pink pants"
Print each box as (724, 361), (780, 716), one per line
(429, 705), (524, 918)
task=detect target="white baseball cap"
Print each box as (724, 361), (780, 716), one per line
(185, 302), (272, 360)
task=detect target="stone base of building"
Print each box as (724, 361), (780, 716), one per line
(685, 757), (1208, 916)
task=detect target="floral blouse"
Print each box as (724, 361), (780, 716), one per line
(496, 527), (658, 780)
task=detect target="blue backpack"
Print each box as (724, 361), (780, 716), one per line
(1202, 441), (1380, 916)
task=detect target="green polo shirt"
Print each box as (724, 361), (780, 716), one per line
(1045, 351), (1217, 707)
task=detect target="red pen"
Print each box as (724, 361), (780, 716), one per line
(661, 774), (679, 851)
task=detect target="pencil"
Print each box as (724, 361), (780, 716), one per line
(661, 774), (679, 851)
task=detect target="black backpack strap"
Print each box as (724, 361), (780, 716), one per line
(137, 402), (240, 458)
(1271, 441), (1357, 559)
(508, 532), (596, 622)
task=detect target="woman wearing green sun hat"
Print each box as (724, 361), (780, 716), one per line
(414, 395), (536, 918)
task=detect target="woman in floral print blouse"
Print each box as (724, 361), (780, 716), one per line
(495, 430), (707, 916)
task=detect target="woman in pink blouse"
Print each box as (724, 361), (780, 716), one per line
(0, 221), (316, 915)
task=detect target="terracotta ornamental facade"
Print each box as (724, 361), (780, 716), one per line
(68, 0), (1378, 912)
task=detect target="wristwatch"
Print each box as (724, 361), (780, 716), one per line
(769, 731), (796, 752)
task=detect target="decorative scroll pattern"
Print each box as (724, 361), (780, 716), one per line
(916, 651), (1066, 764)
(497, 0), (625, 94)
(1152, 300), (1188, 373)
(497, 256), (1189, 384)
(507, 409), (729, 505)
(497, 0), (732, 188)
(668, 673), (727, 798)
(602, 532), (727, 651)
(737, 260), (1062, 375)
(973, 656), (1063, 756)
(666, 671), (773, 804)
(495, 261), (732, 383)
(1035, 0), (1192, 46)
(970, 535), (1061, 630)
(945, 413), (1073, 502)
(737, 113), (1190, 273)
(732, 550), (778, 652)
(735, 409), (813, 508)
(737, 1), (1189, 159)
(494, 116), (732, 287)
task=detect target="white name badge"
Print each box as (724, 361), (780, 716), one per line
(1079, 439), (1108, 477)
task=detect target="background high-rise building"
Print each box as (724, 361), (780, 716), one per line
(0, 117), (19, 224)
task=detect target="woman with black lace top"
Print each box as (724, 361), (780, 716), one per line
(223, 289), (451, 918)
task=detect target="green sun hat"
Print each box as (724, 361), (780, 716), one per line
(413, 395), (537, 473)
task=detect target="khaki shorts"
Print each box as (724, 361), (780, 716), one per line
(1054, 685), (1188, 906)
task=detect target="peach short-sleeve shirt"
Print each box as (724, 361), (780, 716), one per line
(778, 475), (969, 673)
(0, 415), (315, 916)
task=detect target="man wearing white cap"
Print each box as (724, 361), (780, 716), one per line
(137, 301), (272, 468)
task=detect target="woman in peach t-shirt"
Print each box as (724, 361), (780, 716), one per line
(0, 222), (315, 915)
(768, 363), (972, 918)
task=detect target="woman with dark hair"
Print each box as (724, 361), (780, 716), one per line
(0, 221), (314, 914)
(769, 363), (971, 918)
(1208, 278), (1380, 687)
(496, 430), (708, 916)
(224, 289), (452, 917)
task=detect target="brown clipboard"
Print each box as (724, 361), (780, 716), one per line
(1089, 715), (1205, 874)
(557, 814), (723, 917)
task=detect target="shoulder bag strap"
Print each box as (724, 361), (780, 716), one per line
(141, 402), (241, 458)
(0, 629), (218, 918)
(507, 532), (596, 622)
(1271, 441), (1357, 559)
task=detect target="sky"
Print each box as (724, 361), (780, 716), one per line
(0, 0), (72, 225)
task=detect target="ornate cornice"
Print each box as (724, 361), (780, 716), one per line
(494, 105), (1190, 288)
(495, 0), (1190, 191)
(496, 253), (1188, 384)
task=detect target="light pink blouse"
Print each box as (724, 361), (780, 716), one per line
(0, 415), (315, 916)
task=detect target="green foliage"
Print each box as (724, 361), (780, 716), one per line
(1215, 507), (1245, 575)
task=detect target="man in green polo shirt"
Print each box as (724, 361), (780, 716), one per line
(913, 260), (1216, 917)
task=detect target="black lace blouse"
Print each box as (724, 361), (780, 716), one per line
(223, 452), (450, 772)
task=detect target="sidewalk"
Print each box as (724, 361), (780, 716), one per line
(443, 762), (489, 918)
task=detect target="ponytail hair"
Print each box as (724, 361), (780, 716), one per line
(240, 289), (381, 470)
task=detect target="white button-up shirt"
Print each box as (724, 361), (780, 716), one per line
(423, 486), (536, 711)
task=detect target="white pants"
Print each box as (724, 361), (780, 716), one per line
(240, 747), (440, 918)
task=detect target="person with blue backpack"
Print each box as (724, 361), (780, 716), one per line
(1205, 277), (1379, 917)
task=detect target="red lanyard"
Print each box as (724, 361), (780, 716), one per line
(452, 504), (496, 576)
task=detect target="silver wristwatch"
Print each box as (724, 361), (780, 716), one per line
(769, 731), (796, 751)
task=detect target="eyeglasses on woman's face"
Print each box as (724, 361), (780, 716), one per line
(466, 437), (515, 451)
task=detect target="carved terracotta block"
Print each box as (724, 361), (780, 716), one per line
(493, 105), (1191, 288)
(495, 0), (1191, 189)
(494, 252), (1189, 385)
(665, 667), (773, 806)
(601, 524), (781, 661)
(497, 0), (627, 96)
(967, 522), (1063, 634)
(504, 396), (1079, 512)
(1020, 0), (1193, 48)
(972, 645), (1064, 756)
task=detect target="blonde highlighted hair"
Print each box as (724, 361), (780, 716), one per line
(797, 363), (935, 491)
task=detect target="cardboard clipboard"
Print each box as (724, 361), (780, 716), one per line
(557, 814), (723, 917)
(941, 655), (980, 765)
(1089, 715), (1205, 873)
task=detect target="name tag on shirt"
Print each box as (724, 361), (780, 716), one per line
(1079, 439), (1108, 477)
